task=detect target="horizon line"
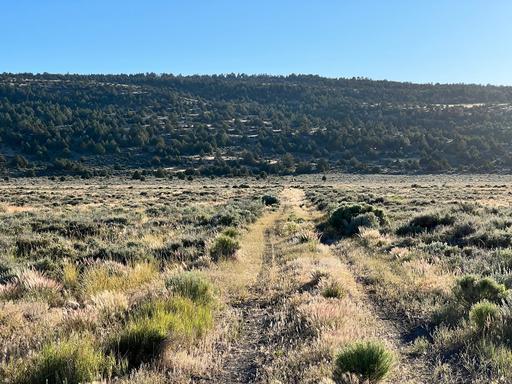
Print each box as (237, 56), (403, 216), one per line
(2, 71), (512, 88)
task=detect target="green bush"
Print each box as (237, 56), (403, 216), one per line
(454, 275), (507, 307)
(209, 235), (240, 261)
(444, 220), (478, 245)
(208, 201), (262, 227)
(166, 272), (214, 305)
(469, 300), (501, 332)
(12, 334), (116, 384)
(222, 227), (240, 238)
(334, 341), (394, 383)
(262, 195), (280, 206)
(396, 211), (455, 235)
(328, 204), (387, 236)
(350, 212), (380, 231)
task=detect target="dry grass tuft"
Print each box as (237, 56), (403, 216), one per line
(81, 261), (157, 297)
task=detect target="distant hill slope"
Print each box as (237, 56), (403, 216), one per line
(1, 73), (512, 177)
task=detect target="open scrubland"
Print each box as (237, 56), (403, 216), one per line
(1, 174), (512, 383)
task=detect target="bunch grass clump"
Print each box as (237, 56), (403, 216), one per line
(469, 300), (501, 333)
(165, 271), (214, 305)
(62, 260), (79, 290)
(111, 296), (213, 369)
(8, 334), (116, 384)
(321, 280), (345, 299)
(91, 290), (129, 320)
(334, 341), (394, 383)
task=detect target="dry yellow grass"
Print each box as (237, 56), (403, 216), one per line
(81, 261), (159, 297)
(205, 210), (280, 300)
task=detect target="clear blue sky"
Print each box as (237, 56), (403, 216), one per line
(2, 0), (511, 85)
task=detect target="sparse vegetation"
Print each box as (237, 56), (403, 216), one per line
(0, 177), (273, 382)
(306, 175), (512, 382)
(3, 174), (512, 383)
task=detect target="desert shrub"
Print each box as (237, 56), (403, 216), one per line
(222, 227), (240, 238)
(469, 300), (501, 332)
(396, 211), (455, 236)
(62, 220), (101, 239)
(101, 216), (130, 226)
(454, 275), (507, 307)
(0, 259), (17, 284)
(444, 220), (479, 245)
(334, 341), (394, 383)
(15, 236), (53, 258)
(468, 229), (512, 249)
(321, 280), (345, 299)
(262, 194), (280, 206)
(181, 235), (207, 248)
(350, 212), (380, 232)
(209, 201), (261, 227)
(15, 235), (75, 261)
(432, 302), (466, 326)
(328, 204), (387, 236)
(154, 234), (208, 262)
(495, 248), (512, 269)
(112, 296), (213, 369)
(209, 235), (240, 261)
(498, 296), (512, 342)
(210, 209), (237, 226)
(419, 241), (460, 257)
(90, 243), (150, 264)
(9, 334), (116, 384)
(165, 272), (214, 305)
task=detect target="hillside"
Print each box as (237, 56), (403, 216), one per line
(1, 73), (512, 177)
